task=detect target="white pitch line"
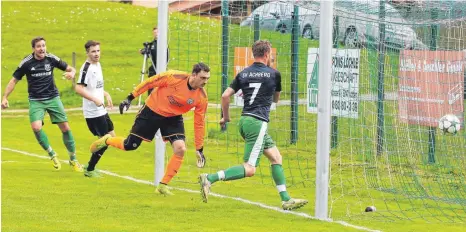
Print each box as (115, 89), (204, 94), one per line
(2, 147), (381, 232)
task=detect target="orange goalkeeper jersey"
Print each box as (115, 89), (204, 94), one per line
(131, 70), (208, 150)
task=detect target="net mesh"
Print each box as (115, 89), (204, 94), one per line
(166, 0), (466, 223)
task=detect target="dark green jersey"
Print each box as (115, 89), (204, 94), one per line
(230, 62), (282, 122)
(13, 53), (68, 100)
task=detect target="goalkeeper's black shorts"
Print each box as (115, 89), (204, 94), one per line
(130, 105), (185, 143)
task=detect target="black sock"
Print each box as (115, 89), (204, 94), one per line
(87, 147), (107, 171)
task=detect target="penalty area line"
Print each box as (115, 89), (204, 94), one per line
(2, 147), (381, 232)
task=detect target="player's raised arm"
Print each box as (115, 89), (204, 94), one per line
(119, 71), (187, 114)
(131, 71), (185, 98)
(48, 53), (75, 80)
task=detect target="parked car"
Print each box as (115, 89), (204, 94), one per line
(240, 1), (427, 50)
(240, 1), (319, 40)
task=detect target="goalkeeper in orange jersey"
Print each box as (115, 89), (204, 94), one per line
(90, 63), (210, 195)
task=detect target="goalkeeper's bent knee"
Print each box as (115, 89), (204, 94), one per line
(123, 135), (143, 151)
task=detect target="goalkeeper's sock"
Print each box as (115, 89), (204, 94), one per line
(87, 147), (107, 171)
(107, 137), (125, 150)
(161, 155), (183, 184)
(33, 129), (56, 158)
(271, 164), (291, 201)
(62, 130), (77, 160)
(207, 165), (245, 183)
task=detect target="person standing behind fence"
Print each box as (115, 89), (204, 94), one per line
(139, 26), (170, 95)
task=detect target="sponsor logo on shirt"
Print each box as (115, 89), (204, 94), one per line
(31, 71), (52, 77)
(96, 80), (103, 89)
(167, 95), (183, 107)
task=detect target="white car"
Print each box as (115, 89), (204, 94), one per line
(240, 1), (427, 50)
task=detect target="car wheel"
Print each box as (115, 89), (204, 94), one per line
(302, 26), (313, 39)
(344, 28), (360, 48)
(276, 24), (287, 34)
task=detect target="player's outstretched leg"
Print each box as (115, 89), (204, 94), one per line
(199, 165), (247, 203)
(90, 134), (112, 153)
(90, 134), (142, 153)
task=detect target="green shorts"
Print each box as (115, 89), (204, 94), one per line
(29, 96), (68, 124)
(239, 116), (275, 167)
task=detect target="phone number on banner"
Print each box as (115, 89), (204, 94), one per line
(332, 100), (359, 114)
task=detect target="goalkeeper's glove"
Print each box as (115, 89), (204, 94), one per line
(196, 147), (206, 168)
(119, 93), (135, 114)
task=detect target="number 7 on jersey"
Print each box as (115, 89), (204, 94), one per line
(249, 83), (261, 105)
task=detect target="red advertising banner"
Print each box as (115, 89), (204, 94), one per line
(398, 50), (465, 127)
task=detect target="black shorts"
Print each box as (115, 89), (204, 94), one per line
(130, 105), (185, 144)
(85, 114), (114, 137)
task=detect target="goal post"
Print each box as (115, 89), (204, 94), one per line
(154, 0), (169, 186)
(315, 0), (334, 220)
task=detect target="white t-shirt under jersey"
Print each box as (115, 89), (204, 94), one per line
(78, 61), (107, 118)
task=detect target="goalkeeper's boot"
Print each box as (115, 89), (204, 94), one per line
(90, 134), (111, 153)
(84, 169), (102, 178)
(51, 155), (61, 170)
(69, 159), (84, 172)
(282, 198), (308, 210)
(155, 184), (174, 196)
(199, 173), (211, 203)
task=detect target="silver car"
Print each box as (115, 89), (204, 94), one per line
(240, 0), (427, 50)
(239, 1), (319, 40)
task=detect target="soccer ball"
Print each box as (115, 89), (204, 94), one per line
(438, 114), (461, 134)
